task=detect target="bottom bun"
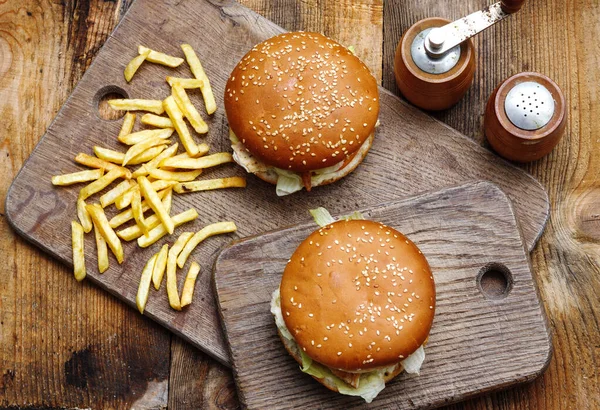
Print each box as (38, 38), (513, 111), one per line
(276, 328), (404, 395)
(238, 132), (375, 190)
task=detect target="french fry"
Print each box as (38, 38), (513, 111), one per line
(128, 145), (167, 165)
(141, 113), (174, 128)
(180, 262), (200, 307)
(100, 180), (132, 208)
(159, 152), (233, 170)
(163, 96), (198, 156)
(181, 44), (217, 114)
(115, 186), (135, 210)
(71, 220), (86, 281)
(131, 143), (178, 178)
(108, 99), (164, 115)
(52, 169), (104, 186)
(124, 49), (150, 82)
(118, 128), (174, 145)
(79, 168), (128, 200)
(149, 179), (178, 192)
(117, 189), (172, 241)
(131, 189), (149, 236)
(136, 253), (157, 314)
(166, 232), (194, 311)
(123, 179), (176, 195)
(92, 217), (109, 273)
(118, 112), (136, 139)
(149, 169), (202, 182)
(172, 84), (208, 134)
(176, 221), (237, 268)
(138, 176), (174, 234)
(123, 136), (170, 166)
(110, 186), (170, 226)
(175, 177), (246, 194)
(116, 212), (160, 241)
(86, 204), (124, 263)
(117, 181), (174, 210)
(166, 77), (203, 89)
(76, 198), (93, 233)
(137, 208), (198, 248)
(162, 187), (173, 213)
(166, 143), (210, 161)
(138, 45), (184, 68)
(94, 146), (125, 164)
(100, 143), (167, 165)
(152, 244), (169, 290)
(75, 153), (132, 179)
(157, 143), (210, 171)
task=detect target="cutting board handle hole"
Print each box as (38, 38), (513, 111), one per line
(477, 263), (513, 300)
(94, 86), (128, 121)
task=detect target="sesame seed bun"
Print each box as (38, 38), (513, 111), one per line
(224, 32), (379, 173)
(280, 220), (435, 372)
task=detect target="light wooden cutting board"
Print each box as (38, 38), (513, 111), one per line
(5, 0), (548, 366)
(214, 181), (552, 409)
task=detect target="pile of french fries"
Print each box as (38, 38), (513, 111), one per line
(52, 44), (246, 314)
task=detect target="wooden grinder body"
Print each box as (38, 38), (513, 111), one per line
(394, 18), (476, 111)
(484, 72), (566, 162)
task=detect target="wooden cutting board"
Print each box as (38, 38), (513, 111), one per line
(5, 0), (549, 366)
(214, 181), (552, 409)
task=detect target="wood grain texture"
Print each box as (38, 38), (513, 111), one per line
(0, 1), (171, 409)
(214, 181), (552, 409)
(383, 1), (600, 409)
(168, 336), (238, 410)
(5, 0), (548, 368)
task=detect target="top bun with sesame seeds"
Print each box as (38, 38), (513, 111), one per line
(279, 219), (435, 374)
(224, 32), (379, 194)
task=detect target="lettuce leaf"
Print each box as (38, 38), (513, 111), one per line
(309, 207), (336, 227)
(400, 345), (425, 375)
(274, 169), (303, 197)
(310, 207), (364, 227)
(270, 288), (293, 341)
(341, 211), (364, 221)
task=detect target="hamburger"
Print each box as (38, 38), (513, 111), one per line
(224, 32), (380, 196)
(271, 211), (436, 403)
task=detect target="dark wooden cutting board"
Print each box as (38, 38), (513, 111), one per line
(5, 0), (548, 366)
(214, 181), (552, 409)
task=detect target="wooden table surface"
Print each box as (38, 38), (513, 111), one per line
(0, 0), (598, 409)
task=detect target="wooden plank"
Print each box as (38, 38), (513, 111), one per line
(0, 1), (171, 409)
(383, 1), (600, 409)
(167, 336), (238, 409)
(4, 0), (548, 367)
(214, 181), (552, 409)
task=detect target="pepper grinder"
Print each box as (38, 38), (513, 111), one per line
(394, 0), (525, 111)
